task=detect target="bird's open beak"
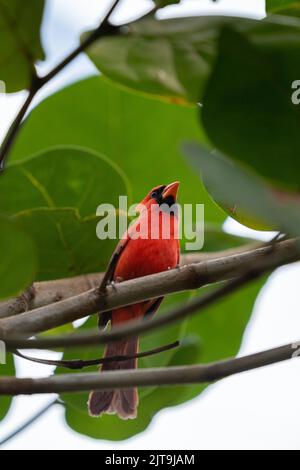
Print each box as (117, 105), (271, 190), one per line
(162, 181), (180, 200)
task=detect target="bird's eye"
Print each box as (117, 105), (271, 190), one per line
(151, 191), (157, 199)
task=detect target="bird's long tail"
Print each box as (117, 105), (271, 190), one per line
(88, 337), (139, 420)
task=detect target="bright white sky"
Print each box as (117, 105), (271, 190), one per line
(1, 0), (300, 450)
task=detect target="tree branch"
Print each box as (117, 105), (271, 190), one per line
(0, 245), (257, 319)
(0, 87), (38, 171)
(0, 273), (103, 319)
(0, 0), (121, 170)
(0, 239), (298, 339)
(1, 341), (299, 396)
(2, 266), (266, 350)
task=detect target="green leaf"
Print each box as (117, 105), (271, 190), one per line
(184, 143), (278, 230)
(84, 10), (300, 114)
(10, 76), (226, 229)
(1, 146), (130, 218)
(266, 0), (298, 12)
(0, 146), (129, 282)
(0, 0), (45, 92)
(14, 207), (119, 281)
(0, 354), (15, 422)
(0, 216), (37, 299)
(83, 16), (256, 104)
(84, 14), (300, 105)
(202, 25), (300, 192)
(183, 142), (300, 236)
(0, 146), (129, 281)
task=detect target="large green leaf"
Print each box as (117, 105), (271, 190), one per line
(184, 143), (279, 230)
(0, 354), (15, 423)
(83, 16), (255, 104)
(0, 0), (45, 92)
(184, 142), (300, 236)
(83, 14), (300, 105)
(14, 208), (118, 281)
(0, 216), (37, 299)
(1, 146), (130, 218)
(10, 76), (226, 228)
(202, 25), (300, 192)
(0, 146), (129, 281)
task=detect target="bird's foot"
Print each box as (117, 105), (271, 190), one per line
(108, 277), (124, 292)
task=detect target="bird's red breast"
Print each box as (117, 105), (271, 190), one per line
(112, 182), (180, 324)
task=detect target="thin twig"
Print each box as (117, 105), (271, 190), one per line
(0, 87), (37, 171)
(13, 341), (180, 370)
(0, 0), (121, 170)
(39, 1), (121, 85)
(0, 341), (299, 396)
(0, 399), (60, 447)
(0, 239), (298, 338)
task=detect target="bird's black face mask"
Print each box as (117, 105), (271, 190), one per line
(150, 185), (178, 215)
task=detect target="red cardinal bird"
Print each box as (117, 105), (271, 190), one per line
(88, 182), (180, 420)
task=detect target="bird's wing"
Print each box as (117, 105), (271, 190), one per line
(98, 237), (130, 293)
(98, 212), (144, 294)
(143, 297), (164, 319)
(97, 236), (131, 329)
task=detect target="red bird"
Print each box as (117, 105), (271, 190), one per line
(88, 182), (180, 420)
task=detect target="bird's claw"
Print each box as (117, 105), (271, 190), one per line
(108, 280), (118, 292)
(108, 276), (124, 292)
